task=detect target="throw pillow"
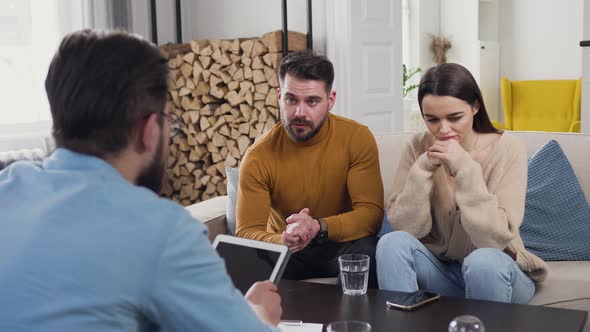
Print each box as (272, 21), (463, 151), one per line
(520, 140), (590, 261)
(225, 166), (239, 235)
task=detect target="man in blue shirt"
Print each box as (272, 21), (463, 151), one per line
(0, 29), (281, 331)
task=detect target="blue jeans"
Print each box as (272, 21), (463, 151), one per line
(376, 231), (535, 304)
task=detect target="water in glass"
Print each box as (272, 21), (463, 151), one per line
(338, 254), (370, 296)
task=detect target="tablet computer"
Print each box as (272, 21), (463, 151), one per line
(212, 234), (290, 294)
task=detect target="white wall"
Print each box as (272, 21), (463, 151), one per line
(418, 0), (440, 70)
(401, 0), (439, 98)
(499, 0), (583, 80)
(403, 0), (441, 71)
(130, 0), (327, 55)
(184, 0), (325, 54)
(407, 0), (583, 81)
(129, 0), (177, 44)
(478, 0), (499, 42)
(0, 0), (64, 125)
(440, 0), (480, 81)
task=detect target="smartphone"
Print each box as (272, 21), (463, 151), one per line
(386, 290), (440, 311)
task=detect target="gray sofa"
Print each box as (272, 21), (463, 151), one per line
(0, 143), (54, 171)
(186, 131), (590, 330)
(0, 123), (54, 171)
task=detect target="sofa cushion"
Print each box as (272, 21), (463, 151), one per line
(530, 261), (590, 305)
(201, 214), (228, 242)
(185, 195), (227, 221)
(185, 195), (228, 242)
(225, 166), (239, 235)
(520, 140), (590, 261)
(529, 261), (590, 332)
(0, 148), (47, 171)
(509, 132), (590, 203)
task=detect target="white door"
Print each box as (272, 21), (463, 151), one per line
(327, 0), (403, 134)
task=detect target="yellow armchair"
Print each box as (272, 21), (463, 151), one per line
(500, 77), (581, 132)
(491, 120), (505, 130)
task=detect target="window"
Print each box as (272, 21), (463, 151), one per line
(0, 0), (64, 125)
(0, 0), (135, 127)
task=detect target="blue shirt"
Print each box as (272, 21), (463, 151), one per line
(0, 149), (277, 332)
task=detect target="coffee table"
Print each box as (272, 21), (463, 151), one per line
(278, 280), (587, 332)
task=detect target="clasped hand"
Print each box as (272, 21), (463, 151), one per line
(426, 139), (466, 168)
(281, 208), (320, 252)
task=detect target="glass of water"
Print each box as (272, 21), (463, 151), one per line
(338, 254), (370, 296)
(448, 315), (485, 332)
(327, 320), (372, 332)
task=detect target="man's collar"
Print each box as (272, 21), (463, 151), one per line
(43, 148), (124, 181)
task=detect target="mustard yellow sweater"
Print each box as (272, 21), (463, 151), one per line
(236, 113), (384, 244)
(387, 132), (548, 282)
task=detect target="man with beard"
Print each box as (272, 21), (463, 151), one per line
(0, 30), (281, 332)
(236, 51), (384, 287)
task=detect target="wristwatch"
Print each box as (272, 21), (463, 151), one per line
(313, 218), (328, 245)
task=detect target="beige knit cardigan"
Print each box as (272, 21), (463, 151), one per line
(386, 132), (548, 282)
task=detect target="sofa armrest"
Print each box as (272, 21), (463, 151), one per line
(185, 195), (228, 242)
(569, 120), (581, 133)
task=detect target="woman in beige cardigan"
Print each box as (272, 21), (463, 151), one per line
(376, 63), (547, 304)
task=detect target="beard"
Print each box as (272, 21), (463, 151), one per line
(136, 133), (166, 194)
(284, 112), (328, 142)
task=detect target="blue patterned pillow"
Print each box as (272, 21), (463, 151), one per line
(520, 140), (590, 261)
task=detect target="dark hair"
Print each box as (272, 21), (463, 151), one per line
(278, 50), (334, 93)
(45, 29), (169, 157)
(417, 63), (499, 134)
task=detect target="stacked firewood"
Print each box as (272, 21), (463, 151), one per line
(160, 30), (307, 206)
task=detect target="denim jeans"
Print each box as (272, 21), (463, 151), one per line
(376, 231), (535, 304)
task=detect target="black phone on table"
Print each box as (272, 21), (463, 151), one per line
(385, 290), (440, 311)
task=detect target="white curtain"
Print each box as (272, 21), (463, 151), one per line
(0, 0), (131, 146)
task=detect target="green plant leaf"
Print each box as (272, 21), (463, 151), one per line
(402, 64), (422, 97)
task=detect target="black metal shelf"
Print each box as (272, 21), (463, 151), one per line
(281, 0), (314, 57)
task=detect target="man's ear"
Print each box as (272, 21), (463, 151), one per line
(138, 113), (161, 153)
(276, 87), (281, 103)
(328, 90), (336, 111)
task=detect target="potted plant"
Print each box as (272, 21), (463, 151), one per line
(402, 64), (425, 131)
(403, 64), (421, 97)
